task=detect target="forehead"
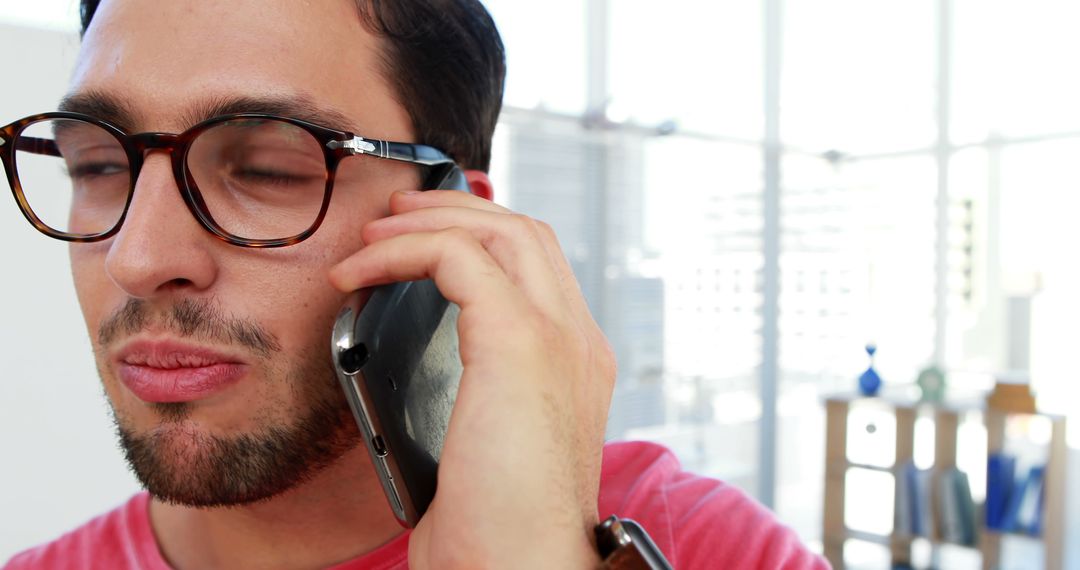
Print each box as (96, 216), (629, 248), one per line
(70, 0), (412, 139)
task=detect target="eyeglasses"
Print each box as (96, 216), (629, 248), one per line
(0, 112), (457, 248)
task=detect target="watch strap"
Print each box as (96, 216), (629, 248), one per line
(595, 515), (673, 570)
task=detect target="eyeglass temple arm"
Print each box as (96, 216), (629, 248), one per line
(330, 136), (455, 168)
(383, 141), (454, 167)
(14, 136), (61, 158)
(18, 134), (453, 174)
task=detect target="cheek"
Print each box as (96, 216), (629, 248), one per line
(329, 158), (420, 226)
(69, 242), (115, 339)
(228, 251), (349, 358)
(239, 176), (403, 357)
(261, 274), (342, 343)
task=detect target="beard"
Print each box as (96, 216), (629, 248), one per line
(103, 298), (359, 508)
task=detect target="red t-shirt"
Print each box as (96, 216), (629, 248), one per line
(4, 441), (829, 569)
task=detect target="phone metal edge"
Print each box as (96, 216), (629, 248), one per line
(331, 292), (420, 527)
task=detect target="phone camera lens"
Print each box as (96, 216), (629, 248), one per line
(339, 343), (370, 374)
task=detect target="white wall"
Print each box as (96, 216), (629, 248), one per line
(0, 23), (140, 562)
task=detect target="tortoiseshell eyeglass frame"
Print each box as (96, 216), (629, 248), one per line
(0, 111), (457, 248)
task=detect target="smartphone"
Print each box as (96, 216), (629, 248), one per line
(330, 164), (471, 527)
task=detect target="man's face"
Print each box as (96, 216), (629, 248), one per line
(69, 0), (418, 505)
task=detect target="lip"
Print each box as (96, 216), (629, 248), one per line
(114, 339), (249, 403)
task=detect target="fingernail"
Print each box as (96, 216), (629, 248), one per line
(399, 190), (421, 195)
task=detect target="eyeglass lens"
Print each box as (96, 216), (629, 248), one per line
(17, 118), (131, 236)
(188, 119), (328, 240)
(14, 117), (329, 242)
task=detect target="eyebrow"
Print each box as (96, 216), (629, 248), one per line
(57, 90), (138, 131)
(57, 91), (359, 134)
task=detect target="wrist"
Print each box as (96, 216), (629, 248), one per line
(496, 531), (599, 570)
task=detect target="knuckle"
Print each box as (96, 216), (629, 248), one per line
(441, 225), (471, 240)
(524, 312), (558, 343)
(506, 213), (537, 236)
(507, 311), (561, 354)
(439, 226), (477, 249)
(533, 219), (556, 239)
(592, 335), (618, 384)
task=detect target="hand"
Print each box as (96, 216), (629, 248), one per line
(329, 190), (617, 569)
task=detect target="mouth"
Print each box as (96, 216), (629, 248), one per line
(114, 339), (249, 404)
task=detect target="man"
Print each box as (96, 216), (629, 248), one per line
(2, 1), (828, 568)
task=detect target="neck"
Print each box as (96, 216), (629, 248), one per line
(150, 446), (405, 570)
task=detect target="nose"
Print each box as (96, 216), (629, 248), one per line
(104, 151), (218, 298)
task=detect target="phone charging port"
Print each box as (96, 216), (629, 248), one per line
(371, 435), (388, 457)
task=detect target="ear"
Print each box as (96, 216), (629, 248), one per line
(463, 169), (494, 201)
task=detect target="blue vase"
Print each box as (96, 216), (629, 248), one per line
(859, 367), (882, 396)
(858, 343), (882, 396)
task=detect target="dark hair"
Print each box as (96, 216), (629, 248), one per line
(79, 0), (505, 171)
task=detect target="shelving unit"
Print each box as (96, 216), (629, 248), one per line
(822, 393), (1066, 570)
(979, 407), (1067, 570)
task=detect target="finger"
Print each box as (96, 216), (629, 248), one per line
(329, 228), (524, 319)
(529, 219), (617, 411)
(363, 206), (572, 322)
(528, 219), (595, 328)
(398, 192), (595, 326)
(390, 189), (512, 216)
(389, 193), (573, 309)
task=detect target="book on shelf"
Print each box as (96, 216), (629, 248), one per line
(937, 467), (977, 545)
(901, 462), (935, 538)
(953, 469), (977, 545)
(894, 462), (912, 537)
(985, 453), (1016, 530)
(1012, 465), (1045, 536)
(893, 461), (976, 545)
(986, 452), (1046, 536)
(916, 467), (934, 537)
(1028, 468), (1046, 537)
(938, 468), (962, 543)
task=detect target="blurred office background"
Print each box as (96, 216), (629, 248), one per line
(2, 1), (1080, 568)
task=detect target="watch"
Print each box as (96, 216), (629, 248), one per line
(594, 515), (673, 570)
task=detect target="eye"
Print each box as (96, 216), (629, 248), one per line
(69, 162), (128, 179)
(233, 167), (314, 186)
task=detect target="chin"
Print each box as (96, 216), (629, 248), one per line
(108, 371), (360, 508)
